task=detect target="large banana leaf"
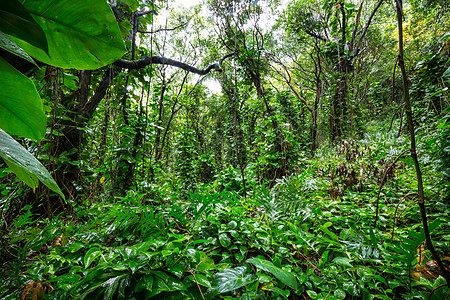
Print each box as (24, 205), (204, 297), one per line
(12, 0), (126, 70)
(0, 129), (64, 199)
(0, 56), (45, 140)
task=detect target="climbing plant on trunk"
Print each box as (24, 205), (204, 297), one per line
(284, 0), (385, 142)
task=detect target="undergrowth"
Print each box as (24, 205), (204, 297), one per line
(1, 121), (449, 300)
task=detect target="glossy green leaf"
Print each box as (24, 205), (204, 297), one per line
(128, 260), (140, 274)
(166, 277), (186, 291)
(247, 257), (298, 290)
(116, 276), (130, 300)
(135, 275), (154, 293)
(228, 220), (238, 230)
(102, 275), (126, 300)
(143, 271), (187, 298)
(307, 290), (318, 298)
(0, 56), (45, 140)
(0, 129), (64, 199)
(84, 247), (101, 268)
(209, 266), (257, 297)
(193, 274), (211, 289)
(13, 0), (126, 70)
(0, 0), (48, 53)
(47, 273), (81, 283)
(167, 265), (185, 278)
(219, 233), (231, 247)
(0, 31), (36, 65)
(319, 222), (340, 242)
(68, 242), (85, 253)
(266, 286), (290, 298)
(334, 289), (346, 300)
(333, 257), (353, 268)
(146, 276), (169, 298)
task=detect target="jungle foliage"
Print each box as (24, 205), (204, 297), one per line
(0, 0), (449, 299)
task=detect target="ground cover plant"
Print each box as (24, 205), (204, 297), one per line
(1, 121), (449, 299)
(1, 0), (449, 299)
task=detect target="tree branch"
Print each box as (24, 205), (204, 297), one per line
(136, 9), (158, 16)
(305, 30), (329, 42)
(114, 53), (235, 75)
(77, 68), (117, 123)
(138, 21), (188, 34)
(353, 0), (384, 58)
(349, 0), (364, 51)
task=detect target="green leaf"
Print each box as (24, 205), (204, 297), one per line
(439, 32), (450, 43)
(0, 56), (45, 140)
(116, 276), (130, 300)
(84, 247), (101, 268)
(228, 220), (238, 230)
(219, 233), (231, 247)
(390, 219), (441, 272)
(68, 242), (85, 253)
(266, 286), (290, 298)
(47, 273), (81, 283)
(119, 20), (132, 37)
(443, 66), (450, 81)
(135, 275), (154, 293)
(209, 266), (257, 297)
(247, 257), (298, 290)
(143, 270), (186, 298)
(307, 290), (318, 299)
(167, 265), (184, 278)
(0, 129), (64, 199)
(123, 0), (140, 12)
(0, 0), (48, 53)
(165, 276), (187, 291)
(13, 0), (126, 70)
(319, 222), (340, 242)
(334, 289), (346, 300)
(369, 228), (378, 248)
(0, 31), (36, 65)
(148, 276), (169, 298)
(146, 274), (185, 298)
(333, 257), (353, 268)
(193, 274), (211, 289)
(128, 260), (140, 274)
(102, 275), (126, 300)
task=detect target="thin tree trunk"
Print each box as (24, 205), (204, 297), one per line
(395, 0), (450, 287)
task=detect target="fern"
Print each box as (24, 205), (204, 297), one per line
(251, 182), (306, 223)
(390, 219), (441, 288)
(277, 182), (306, 214)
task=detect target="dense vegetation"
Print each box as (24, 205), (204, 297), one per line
(0, 0), (449, 299)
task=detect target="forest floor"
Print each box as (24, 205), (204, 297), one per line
(1, 120), (449, 300)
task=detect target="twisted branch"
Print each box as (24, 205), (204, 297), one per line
(114, 52), (235, 75)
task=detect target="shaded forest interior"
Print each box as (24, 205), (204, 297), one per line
(0, 0), (450, 299)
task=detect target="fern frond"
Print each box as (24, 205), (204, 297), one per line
(390, 219), (441, 288)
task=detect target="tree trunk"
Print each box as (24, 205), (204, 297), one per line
(395, 0), (450, 287)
